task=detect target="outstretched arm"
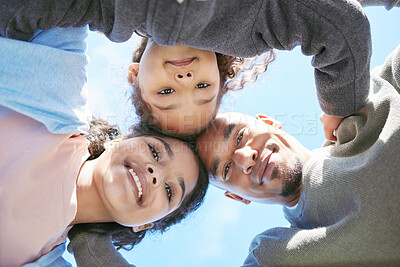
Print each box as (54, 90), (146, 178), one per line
(0, 0), (115, 41)
(177, 0), (372, 118)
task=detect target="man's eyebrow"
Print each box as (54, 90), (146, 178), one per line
(224, 123), (236, 141)
(211, 157), (220, 178)
(152, 137), (174, 159)
(153, 103), (177, 111)
(178, 177), (186, 204)
(195, 94), (216, 105)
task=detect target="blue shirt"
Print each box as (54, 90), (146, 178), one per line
(0, 26), (90, 134)
(0, 26), (89, 266)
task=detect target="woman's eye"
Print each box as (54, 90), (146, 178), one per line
(195, 83), (210, 89)
(237, 129), (245, 145)
(165, 184), (174, 202)
(159, 88), (175, 95)
(148, 144), (160, 162)
(223, 163), (231, 181)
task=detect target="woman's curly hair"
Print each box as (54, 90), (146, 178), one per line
(129, 38), (275, 140)
(69, 118), (209, 250)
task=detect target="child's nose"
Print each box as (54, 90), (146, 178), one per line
(175, 71), (194, 86)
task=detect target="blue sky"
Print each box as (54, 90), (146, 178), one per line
(64, 6), (399, 266)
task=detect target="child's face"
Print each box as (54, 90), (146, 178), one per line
(130, 40), (220, 135)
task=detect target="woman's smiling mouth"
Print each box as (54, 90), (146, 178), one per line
(125, 161), (147, 206)
(129, 168), (143, 200)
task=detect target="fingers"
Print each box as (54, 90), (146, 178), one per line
(320, 113), (343, 142)
(324, 128), (337, 142)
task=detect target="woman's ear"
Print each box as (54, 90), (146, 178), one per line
(128, 63), (140, 85)
(256, 114), (282, 129)
(132, 223), (154, 233)
(224, 191), (251, 205)
(103, 139), (121, 150)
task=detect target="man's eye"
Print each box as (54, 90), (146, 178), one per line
(165, 184), (174, 202)
(159, 88), (174, 95)
(237, 129), (245, 145)
(223, 163), (231, 181)
(148, 144), (160, 162)
(195, 83), (210, 89)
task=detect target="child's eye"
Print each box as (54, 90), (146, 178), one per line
(165, 183), (174, 202)
(195, 83), (210, 89)
(147, 143), (160, 162)
(159, 88), (175, 95)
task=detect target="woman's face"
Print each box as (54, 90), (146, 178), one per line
(94, 136), (199, 227)
(130, 40), (220, 135)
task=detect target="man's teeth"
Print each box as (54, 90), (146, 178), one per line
(129, 169), (143, 198)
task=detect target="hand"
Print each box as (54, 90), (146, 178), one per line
(320, 113), (343, 142)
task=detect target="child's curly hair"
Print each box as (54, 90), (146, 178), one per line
(129, 38), (275, 141)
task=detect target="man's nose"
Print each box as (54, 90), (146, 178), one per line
(232, 146), (258, 174)
(174, 71), (194, 86)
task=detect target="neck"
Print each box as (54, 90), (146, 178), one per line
(283, 184), (302, 207)
(72, 159), (112, 225)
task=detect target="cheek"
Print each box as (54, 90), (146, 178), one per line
(103, 167), (135, 211)
(144, 194), (171, 222)
(137, 66), (167, 98)
(230, 173), (252, 193)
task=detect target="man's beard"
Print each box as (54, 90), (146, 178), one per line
(275, 158), (303, 197)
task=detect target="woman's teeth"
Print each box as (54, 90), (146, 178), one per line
(129, 169), (143, 198)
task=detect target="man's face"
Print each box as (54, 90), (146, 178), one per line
(197, 112), (310, 205)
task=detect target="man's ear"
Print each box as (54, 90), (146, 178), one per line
(224, 191), (251, 205)
(132, 223), (154, 233)
(256, 114), (282, 129)
(128, 63), (140, 85)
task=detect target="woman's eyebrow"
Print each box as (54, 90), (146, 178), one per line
(152, 137), (174, 159)
(178, 177), (186, 204)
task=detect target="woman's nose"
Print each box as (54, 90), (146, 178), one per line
(175, 71), (194, 86)
(147, 166), (162, 187)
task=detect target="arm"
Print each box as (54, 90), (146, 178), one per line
(0, 0), (115, 41)
(177, 0), (372, 117)
(0, 26), (89, 134)
(358, 0), (400, 9)
(67, 225), (135, 267)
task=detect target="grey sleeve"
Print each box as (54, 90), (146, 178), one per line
(67, 226), (135, 267)
(358, 0), (400, 9)
(241, 226), (354, 266)
(0, 0), (115, 41)
(178, 0), (372, 117)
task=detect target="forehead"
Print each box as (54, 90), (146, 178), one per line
(150, 101), (218, 135)
(163, 137), (198, 169)
(197, 113), (257, 166)
(199, 113), (257, 142)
